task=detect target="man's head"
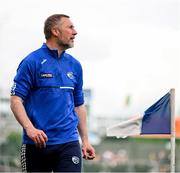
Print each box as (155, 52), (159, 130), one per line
(44, 14), (77, 49)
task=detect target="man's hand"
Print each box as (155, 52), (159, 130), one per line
(82, 142), (96, 160)
(25, 126), (48, 148)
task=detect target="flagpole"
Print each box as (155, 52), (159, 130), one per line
(170, 88), (175, 173)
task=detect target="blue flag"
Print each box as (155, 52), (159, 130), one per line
(107, 92), (171, 138)
(141, 92), (171, 134)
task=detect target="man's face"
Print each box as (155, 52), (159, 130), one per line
(55, 17), (77, 49)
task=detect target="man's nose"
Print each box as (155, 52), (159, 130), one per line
(73, 29), (77, 35)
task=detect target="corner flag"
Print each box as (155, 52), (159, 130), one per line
(107, 92), (171, 137)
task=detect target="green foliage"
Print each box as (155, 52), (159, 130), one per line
(0, 131), (21, 156)
(7, 131), (21, 144)
(0, 131), (21, 168)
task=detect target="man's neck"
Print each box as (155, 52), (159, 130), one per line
(46, 40), (64, 57)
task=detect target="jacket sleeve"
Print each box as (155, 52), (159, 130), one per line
(73, 63), (84, 107)
(11, 59), (34, 101)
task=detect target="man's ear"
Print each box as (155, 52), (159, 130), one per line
(51, 28), (60, 37)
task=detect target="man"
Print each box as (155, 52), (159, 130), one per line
(10, 14), (95, 172)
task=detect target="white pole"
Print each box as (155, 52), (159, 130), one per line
(170, 88), (176, 173)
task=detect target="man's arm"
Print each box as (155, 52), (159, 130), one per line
(75, 104), (95, 160)
(10, 95), (48, 147)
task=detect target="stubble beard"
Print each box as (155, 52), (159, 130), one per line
(56, 39), (74, 50)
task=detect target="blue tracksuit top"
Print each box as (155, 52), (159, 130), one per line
(11, 43), (84, 145)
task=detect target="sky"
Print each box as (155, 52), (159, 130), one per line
(0, 0), (180, 117)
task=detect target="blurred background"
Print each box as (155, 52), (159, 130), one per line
(0, 0), (180, 172)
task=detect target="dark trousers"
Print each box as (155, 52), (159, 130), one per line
(21, 141), (82, 172)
